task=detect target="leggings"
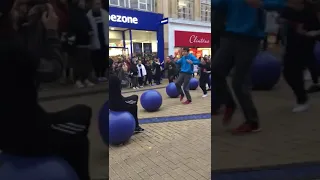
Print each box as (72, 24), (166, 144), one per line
(200, 73), (209, 94)
(283, 35), (317, 104)
(91, 49), (107, 78)
(2, 105), (92, 180)
(123, 95), (139, 127)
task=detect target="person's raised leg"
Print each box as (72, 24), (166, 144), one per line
(231, 37), (260, 134)
(175, 73), (185, 101)
(48, 104), (92, 180)
(211, 37), (236, 118)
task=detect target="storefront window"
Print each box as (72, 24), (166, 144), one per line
(125, 0), (155, 12)
(200, 0), (211, 22)
(177, 0), (194, 20)
(109, 0), (125, 7)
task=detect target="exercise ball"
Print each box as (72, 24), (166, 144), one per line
(189, 78), (199, 90)
(98, 101), (109, 145)
(166, 82), (179, 98)
(251, 52), (281, 90)
(110, 111), (136, 145)
(0, 154), (78, 180)
(140, 90), (162, 112)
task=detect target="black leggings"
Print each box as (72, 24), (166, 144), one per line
(91, 49), (107, 78)
(123, 95), (139, 127)
(2, 105), (92, 180)
(200, 74), (209, 94)
(283, 36), (317, 104)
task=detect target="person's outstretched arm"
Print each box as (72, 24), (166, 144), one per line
(190, 55), (201, 65)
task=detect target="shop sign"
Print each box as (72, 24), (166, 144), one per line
(174, 31), (211, 48)
(109, 14), (139, 24)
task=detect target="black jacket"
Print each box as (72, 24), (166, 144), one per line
(68, 5), (92, 46)
(130, 63), (138, 76)
(165, 61), (176, 75)
(0, 28), (63, 154)
(109, 75), (131, 111)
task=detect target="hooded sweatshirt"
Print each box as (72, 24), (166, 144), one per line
(213, 0), (285, 39)
(109, 75), (131, 111)
(0, 4), (63, 154)
(175, 53), (200, 74)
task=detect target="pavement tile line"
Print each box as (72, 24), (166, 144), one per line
(139, 113), (211, 124)
(211, 162), (320, 180)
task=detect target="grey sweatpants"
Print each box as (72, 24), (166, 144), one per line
(211, 35), (260, 123)
(175, 72), (192, 101)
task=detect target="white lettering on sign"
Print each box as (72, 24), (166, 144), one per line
(109, 14), (139, 24)
(189, 35), (209, 44)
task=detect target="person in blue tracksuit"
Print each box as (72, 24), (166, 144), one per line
(211, 0), (288, 134)
(174, 48), (200, 104)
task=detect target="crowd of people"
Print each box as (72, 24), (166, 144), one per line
(47, 0), (108, 89)
(109, 54), (212, 92)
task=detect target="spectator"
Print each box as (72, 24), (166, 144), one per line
(87, 0), (108, 82)
(68, 0), (95, 88)
(0, 1), (91, 180)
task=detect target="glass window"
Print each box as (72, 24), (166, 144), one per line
(201, 0), (211, 22)
(109, 0), (125, 7)
(127, 0), (155, 11)
(177, 0), (194, 20)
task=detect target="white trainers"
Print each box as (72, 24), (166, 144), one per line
(75, 80), (84, 88)
(140, 86), (144, 88)
(202, 94), (208, 98)
(292, 103), (309, 113)
(84, 79), (95, 87)
(133, 87), (136, 89)
(136, 87), (139, 89)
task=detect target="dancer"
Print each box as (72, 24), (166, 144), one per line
(212, 0), (286, 134)
(281, 0), (320, 112)
(174, 48), (200, 104)
(109, 75), (144, 132)
(199, 57), (211, 97)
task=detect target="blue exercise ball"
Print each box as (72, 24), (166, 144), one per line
(98, 101), (109, 145)
(251, 52), (281, 90)
(140, 90), (162, 112)
(189, 78), (199, 90)
(0, 154), (78, 180)
(166, 82), (179, 98)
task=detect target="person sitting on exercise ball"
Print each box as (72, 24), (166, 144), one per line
(109, 75), (144, 132)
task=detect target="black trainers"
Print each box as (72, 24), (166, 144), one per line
(135, 126), (144, 132)
(306, 84), (320, 93)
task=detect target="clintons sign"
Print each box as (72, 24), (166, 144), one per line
(174, 31), (211, 48)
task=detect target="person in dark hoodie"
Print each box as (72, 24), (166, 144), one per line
(0, 1), (91, 180)
(211, 0), (300, 134)
(165, 56), (177, 83)
(280, 0), (320, 112)
(198, 57), (211, 97)
(130, 59), (139, 89)
(68, 0), (95, 88)
(109, 75), (144, 132)
(144, 60), (154, 86)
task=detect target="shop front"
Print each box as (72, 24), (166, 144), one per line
(167, 19), (211, 58)
(109, 7), (165, 62)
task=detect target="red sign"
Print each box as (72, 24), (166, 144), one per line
(174, 31), (211, 48)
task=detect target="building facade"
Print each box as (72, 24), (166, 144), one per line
(109, 0), (211, 60)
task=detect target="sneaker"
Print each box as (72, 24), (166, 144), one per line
(75, 80), (85, 88)
(306, 84), (320, 93)
(222, 106), (236, 126)
(231, 122), (261, 135)
(101, 77), (108, 81)
(202, 94), (208, 98)
(292, 103), (309, 113)
(182, 100), (192, 104)
(140, 86), (144, 88)
(135, 126), (144, 132)
(84, 79), (95, 87)
(179, 95), (184, 102)
(136, 87), (139, 89)
(133, 87), (136, 89)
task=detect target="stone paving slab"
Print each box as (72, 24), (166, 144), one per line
(109, 120), (211, 180)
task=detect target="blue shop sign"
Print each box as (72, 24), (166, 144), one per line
(109, 7), (163, 31)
